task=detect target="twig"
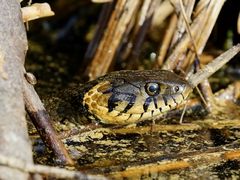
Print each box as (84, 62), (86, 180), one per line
(238, 12), (240, 34)
(198, 79), (215, 111)
(23, 79), (74, 165)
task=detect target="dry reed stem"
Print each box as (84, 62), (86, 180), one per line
(152, 1), (174, 27)
(125, 0), (158, 69)
(126, 0), (153, 61)
(162, 7), (206, 69)
(155, 14), (178, 68)
(181, 0), (225, 70)
(196, 0), (225, 53)
(161, 0), (227, 112)
(193, 0), (211, 17)
(170, 0), (195, 48)
(84, 3), (114, 63)
(85, 0), (140, 80)
(162, 0), (224, 70)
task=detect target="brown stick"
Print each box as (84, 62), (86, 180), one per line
(23, 80), (74, 165)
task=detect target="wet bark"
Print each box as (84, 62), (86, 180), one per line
(0, 1), (33, 179)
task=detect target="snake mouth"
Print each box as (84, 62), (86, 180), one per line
(83, 78), (192, 125)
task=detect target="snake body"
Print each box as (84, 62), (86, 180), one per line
(78, 70), (192, 125)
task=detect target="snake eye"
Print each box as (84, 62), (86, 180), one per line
(174, 86), (180, 93)
(145, 83), (160, 96)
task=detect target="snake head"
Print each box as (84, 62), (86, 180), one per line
(83, 70), (192, 125)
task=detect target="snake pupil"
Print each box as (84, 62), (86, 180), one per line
(174, 86), (180, 92)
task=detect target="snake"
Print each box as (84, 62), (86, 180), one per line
(64, 44), (240, 125)
(74, 70), (193, 125)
